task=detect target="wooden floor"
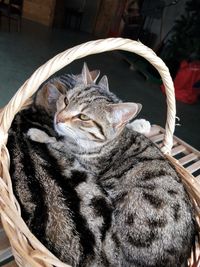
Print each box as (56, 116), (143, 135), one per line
(0, 125), (200, 266)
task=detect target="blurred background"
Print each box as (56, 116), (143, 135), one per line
(0, 0), (199, 150)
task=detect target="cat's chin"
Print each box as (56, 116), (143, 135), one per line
(54, 124), (65, 136)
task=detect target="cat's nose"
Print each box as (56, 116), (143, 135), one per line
(56, 115), (64, 124)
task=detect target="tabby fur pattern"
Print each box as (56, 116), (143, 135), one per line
(8, 64), (195, 267)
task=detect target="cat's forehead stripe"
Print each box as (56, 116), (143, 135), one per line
(76, 89), (100, 101)
(69, 86), (93, 102)
(68, 86), (116, 110)
(69, 85), (109, 102)
(80, 96), (113, 112)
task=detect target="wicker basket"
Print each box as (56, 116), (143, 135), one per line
(0, 38), (199, 267)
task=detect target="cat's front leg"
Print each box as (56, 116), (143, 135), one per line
(27, 128), (56, 143)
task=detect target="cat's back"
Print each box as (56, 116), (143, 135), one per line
(101, 128), (195, 267)
(7, 109), (80, 259)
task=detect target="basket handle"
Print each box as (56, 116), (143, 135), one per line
(0, 38), (176, 154)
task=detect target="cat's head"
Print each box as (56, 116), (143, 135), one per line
(34, 63), (100, 116)
(52, 68), (142, 151)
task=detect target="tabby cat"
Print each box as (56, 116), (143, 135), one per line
(8, 63), (195, 266)
(27, 65), (195, 267)
(8, 64), (115, 266)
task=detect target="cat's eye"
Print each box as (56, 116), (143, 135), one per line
(78, 114), (90, 121)
(64, 97), (68, 106)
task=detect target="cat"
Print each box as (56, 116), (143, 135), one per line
(8, 63), (153, 266)
(28, 66), (195, 267)
(7, 64), (115, 266)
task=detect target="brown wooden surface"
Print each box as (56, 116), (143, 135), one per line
(2, 261), (18, 267)
(0, 229), (10, 251)
(23, 0), (56, 26)
(0, 221), (13, 266)
(93, 0), (126, 37)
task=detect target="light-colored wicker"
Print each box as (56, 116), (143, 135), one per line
(0, 38), (199, 267)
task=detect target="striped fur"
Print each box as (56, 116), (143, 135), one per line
(32, 79), (195, 267)
(8, 64), (195, 267)
(8, 68), (115, 266)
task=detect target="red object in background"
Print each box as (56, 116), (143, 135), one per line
(161, 60), (200, 104)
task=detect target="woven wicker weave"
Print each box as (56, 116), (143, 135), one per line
(0, 38), (199, 266)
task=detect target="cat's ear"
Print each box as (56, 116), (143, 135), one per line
(82, 62), (94, 85)
(90, 69), (100, 83)
(98, 75), (109, 91)
(45, 83), (62, 105)
(106, 102), (142, 130)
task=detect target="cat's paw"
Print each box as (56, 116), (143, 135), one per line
(27, 128), (55, 143)
(128, 119), (151, 135)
